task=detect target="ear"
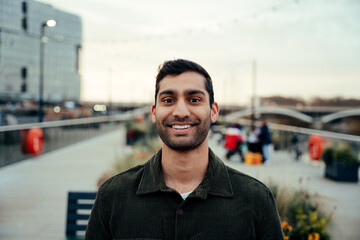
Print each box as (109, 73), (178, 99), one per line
(151, 104), (156, 123)
(210, 102), (219, 123)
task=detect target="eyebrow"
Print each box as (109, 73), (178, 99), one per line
(158, 89), (175, 97)
(184, 89), (206, 96)
(158, 89), (206, 97)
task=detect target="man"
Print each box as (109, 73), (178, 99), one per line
(85, 59), (284, 240)
(258, 119), (273, 165)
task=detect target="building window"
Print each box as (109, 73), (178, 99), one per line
(21, 67), (27, 79)
(21, 83), (27, 93)
(22, 17), (27, 31)
(21, 67), (27, 93)
(76, 45), (82, 73)
(22, 1), (28, 14)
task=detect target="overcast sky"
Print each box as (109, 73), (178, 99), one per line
(38, 0), (360, 105)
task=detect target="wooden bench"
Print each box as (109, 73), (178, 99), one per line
(66, 191), (97, 238)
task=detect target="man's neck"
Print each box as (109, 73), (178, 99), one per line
(161, 140), (209, 194)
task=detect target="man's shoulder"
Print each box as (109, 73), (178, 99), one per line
(100, 163), (146, 191)
(225, 165), (271, 197)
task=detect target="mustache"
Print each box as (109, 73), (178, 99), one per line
(163, 117), (200, 125)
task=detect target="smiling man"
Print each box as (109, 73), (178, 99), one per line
(153, 71), (213, 152)
(85, 59), (284, 240)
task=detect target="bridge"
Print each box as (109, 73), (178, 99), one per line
(224, 106), (360, 123)
(320, 108), (360, 123)
(225, 106), (314, 123)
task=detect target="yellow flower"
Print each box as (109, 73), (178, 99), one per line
(314, 233), (320, 240)
(308, 233), (320, 240)
(283, 232), (290, 240)
(281, 221), (293, 232)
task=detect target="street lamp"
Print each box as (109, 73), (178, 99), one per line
(108, 66), (112, 116)
(38, 19), (56, 122)
(251, 60), (257, 125)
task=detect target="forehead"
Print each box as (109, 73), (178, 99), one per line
(158, 71), (207, 95)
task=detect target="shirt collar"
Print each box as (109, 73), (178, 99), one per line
(136, 148), (234, 199)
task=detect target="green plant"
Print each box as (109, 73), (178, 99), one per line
(293, 208), (330, 240)
(268, 184), (291, 220)
(114, 136), (161, 173)
(286, 190), (314, 226)
(269, 183), (332, 240)
(321, 148), (334, 165)
(286, 191), (331, 240)
(322, 144), (359, 165)
(97, 121), (161, 187)
(334, 145), (359, 164)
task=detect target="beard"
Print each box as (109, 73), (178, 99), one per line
(155, 115), (211, 151)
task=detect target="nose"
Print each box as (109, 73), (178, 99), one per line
(173, 99), (190, 118)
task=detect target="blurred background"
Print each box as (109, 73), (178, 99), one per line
(39, 0), (360, 106)
(1, 0), (359, 114)
(0, 0), (359, 239)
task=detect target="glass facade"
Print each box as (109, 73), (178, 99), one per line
(0, 0), (82, 103)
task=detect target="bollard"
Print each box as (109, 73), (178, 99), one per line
(21, 127), (44, 155)
(308, 135), (323, 161)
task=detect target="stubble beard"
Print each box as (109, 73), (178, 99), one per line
(156, 115), (211, 151)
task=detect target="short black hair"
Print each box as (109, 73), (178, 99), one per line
(155, 59), (214, 107)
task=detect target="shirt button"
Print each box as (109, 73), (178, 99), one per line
(178, 209), (184, 216)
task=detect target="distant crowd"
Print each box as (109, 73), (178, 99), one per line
(222, 119), (272, 165)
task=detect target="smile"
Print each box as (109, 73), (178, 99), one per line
(172, 125), (191, 129)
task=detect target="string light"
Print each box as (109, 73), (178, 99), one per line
(84, 0), (301, 45)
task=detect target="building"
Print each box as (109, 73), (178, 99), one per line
(0, 0), (82, 104)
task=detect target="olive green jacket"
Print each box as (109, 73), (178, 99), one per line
(85, 148), (284, 240)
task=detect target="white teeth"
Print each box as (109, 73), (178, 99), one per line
(172, 125), (191, 129)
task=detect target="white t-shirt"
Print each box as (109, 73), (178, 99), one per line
(180, 191), (192, 200)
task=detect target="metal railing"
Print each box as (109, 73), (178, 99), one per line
(0, 106), (150, 168)
(267, 122), (360, 156)
(2, 107), (359, 168)
(218, 118), (360, 160)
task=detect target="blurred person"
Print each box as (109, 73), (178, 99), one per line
(224, 123), (244, 161)
(237, 123), (247, 145)
(258, 119), (272, 165)
(291, 132), (302, 161)
(85, 59), (284, 240)
(247, 125), (261, 153)
(0, 110), (4, 126)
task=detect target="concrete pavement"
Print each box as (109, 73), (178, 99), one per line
(0, 126), (127, 240)
(0, 128), (359, 239)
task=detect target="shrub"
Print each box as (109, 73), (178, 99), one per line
(322, 144), (359, 165)
(321, 148), (334, 165)
(286, 190), (331, 240)
(97, 121), (161, 187)
(269, 183), (332, 240)
(333, 145), (359, 165)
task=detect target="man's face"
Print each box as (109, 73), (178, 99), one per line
(152, 72), (219, 151)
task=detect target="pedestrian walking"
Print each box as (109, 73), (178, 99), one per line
(224, 123), (244, 161)
(258, 119), (272, 165)
(247, 125), (261, 153)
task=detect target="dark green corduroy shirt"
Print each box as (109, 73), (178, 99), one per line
(85, 148), (284, 240)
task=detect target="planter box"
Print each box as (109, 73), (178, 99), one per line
(325, 161), (359, 182)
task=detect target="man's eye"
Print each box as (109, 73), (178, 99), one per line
(163, 98), (174, 103)
(189, 98), (200, 103)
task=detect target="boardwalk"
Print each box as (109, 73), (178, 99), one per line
(0, 127), (359, 240)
